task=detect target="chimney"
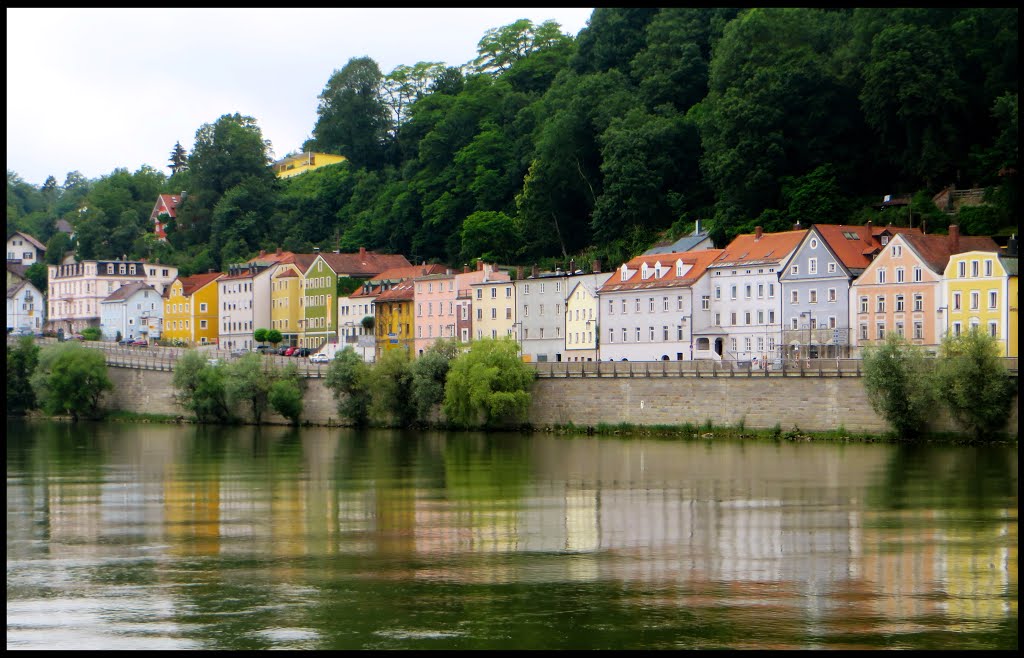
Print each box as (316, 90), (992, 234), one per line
(865, 220), (872, 235)
(694, 219), (702, 235)
(1007, 234), (1018, 257)
(793, 221), (801, 230)
(260, 249), (266, 257)
(532, 264), (539, 278)
(276, 247), (281, 255)
(463, 263), (470, 273)
(754, 226), (763, 240)
(569, 258), (575, 274)
(421, 266), (427, 276)
(592, 259), (601, 274)
(516, 266), (524, 280)
(359, 246), (366, 259)
(477, 260), (483, 271)
(313, 246), (320, 253)
(949, 224), (960, 253)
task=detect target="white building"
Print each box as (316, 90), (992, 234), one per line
(218, 251), (294, 351)
(6, 231), (46, 266)
(598, 250), (723, 362)
(705, 227), (806, 363)
(6, 279), (45, 333)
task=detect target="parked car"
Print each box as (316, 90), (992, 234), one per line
(309, 352), (331, 364)
(72, 333), (86, 341)
(254, 345), (270, 353)
(283, 346), (297, 356)
(230, 348), (248, 358)
(129, 339), (148, 347)
(294, 347), (312, 357)
(14, 327), (34, 337)
(117, 338), (132, 346)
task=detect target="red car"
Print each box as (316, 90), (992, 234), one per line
(283, 346), (297, 356)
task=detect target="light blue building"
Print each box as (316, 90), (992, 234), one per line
(99, 282), (163, 342)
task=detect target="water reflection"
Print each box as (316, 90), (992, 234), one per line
(6, 419), (1017, 650)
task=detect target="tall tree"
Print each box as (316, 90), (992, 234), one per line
(310, 57), (390, 169)
(168, 141), (188, 175)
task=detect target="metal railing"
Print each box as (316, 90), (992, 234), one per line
(9, 336), (1018, 380)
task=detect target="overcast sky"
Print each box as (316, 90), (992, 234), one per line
(6, 7), (594, 187)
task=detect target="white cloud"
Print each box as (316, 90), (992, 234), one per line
(6, 7), (593, 186)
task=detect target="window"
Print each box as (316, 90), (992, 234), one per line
(768, 283), (775, 298)
(715, 286), (721, 300)
(635, 298), (641, 312)
(808, 258), (817, 274)
(715, 313), (721, 326)
(810, 238), (818, 249)
(827, 288), (836, 303)
(768, 311), (775, 324)
(523, 305), (529, 317)
(490, 308), (497, 319)
(757, 284), (764, 298)
(791, 290), (799, 304)
(984, 260), (993, 277)
(730, 312), (737, 325)
(989, 290), (998, 309)
(913, 267), (922, 282)
(649, 327), (655, 341)
(809, 290), (817, 304)
(895, 321), (904, 337)
(649, 298), (655, 312)
(476, 289), (482, 300)
(971, 261), (979, 277)
(876, 323), (885, 340)
(860, 323), (868, 340)
(701, 295), (710, 310)
(636, 328), (641, 341)
(876, 296), (885, 313)
(792, 317), (799, 330)
(892, 245), (902, 257)
(744, 337), (752, 352)
(969, 291), (980, 310)
(953, 292), (962, 310)
(896, 268), (905, 283)
(952, 322), (961, 337)
(757, 310), (764, 324)
(791, 265), (799, 275)
(506, 308), (512, 320)
(958, 261), (966, 278)
(476, 308), (482, 320)
(491, 288), (497, 299)
(989, 321), (998, 338)
(877, 268), (886, 284)
(745, 285), (752, 299)
(828, 262), (837, 273)
(914, 321), (924, 339)
(895, 295), (904, 312)
(622, 328), (628, 342)
(828, 316), (837, 329)
(730, 285), (737, 300)
(744, 312), (751, 325)
(677, 295), (684, 310)
(608, 328), (614, 343)
(913, 294), (924, 312)
(506, 287), (512, 298)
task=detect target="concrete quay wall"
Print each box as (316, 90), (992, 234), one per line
(104, 366), (1017, 435)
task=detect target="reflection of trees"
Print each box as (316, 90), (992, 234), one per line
(868, 444), (1017, 522)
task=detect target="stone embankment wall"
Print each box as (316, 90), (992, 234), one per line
(105, 366), (1018, 435)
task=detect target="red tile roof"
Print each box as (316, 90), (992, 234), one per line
(172, 271), (223, 297)
(376, 280), (415, 302)
(814, 224), (923, 273)
(711, 229), (807, 267)
(318, 250), (412, 277)
(902, 231), (999, 273)
(600, 249), (725, 293)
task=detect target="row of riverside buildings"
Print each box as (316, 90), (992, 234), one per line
(13, 218), (1017, 362)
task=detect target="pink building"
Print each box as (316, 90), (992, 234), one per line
(413, 261), (509, 355)
(850, 225), (998, 353)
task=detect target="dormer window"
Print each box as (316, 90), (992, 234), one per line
(676, 260), (684, 277)
(641, 263), (650, 280)
(880, 236), (889, 246)
(620, 264), (629, 282)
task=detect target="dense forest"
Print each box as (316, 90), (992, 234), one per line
(6, 8), (1018, 278)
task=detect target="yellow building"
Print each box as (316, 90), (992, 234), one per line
(471, 279), (516, 342)
(375, 280), (415, 358)
(272, 152), (347, 179)
(162, 272), (223, 346)
(944, 249), (1018, 356)
(270, 256), (316, 347)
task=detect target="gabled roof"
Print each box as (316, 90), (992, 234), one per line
(600, 249), (724, 294)
(150, 194), (181, 219)
(55, 219), (73, 234)
(901, 232), (999, 274)
(317, 250), (412, 277)
(101, 281), (156, 302)
(7, 231), (46, 251)
(247, 250), (295, 266)
(369, 263), (447, 282)
(171, 271), (224, 297)
(7, 279), (40, 299)
(711, 229), (807, 268)
(7, 262), (29, 281)
(376, 280), (416, 302)
(643, 232), (713, 255)
(812, 224), (923, 273)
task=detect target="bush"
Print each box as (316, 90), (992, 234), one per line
(225, 353), (273, 424)
(368, 348), (414, 427)
(442, 337), (533, 429)
(30, 343), (113, 421)
(6, 336), (40, 415)
(80, 327), (102, 341)
(934, 328), (1015, 440)
(409, 338), (461, 424)
(324, 347), (371, 427)
(861, 333), (935, 439)
(172, 350), (233, 423)
(269, 377), (304, 425)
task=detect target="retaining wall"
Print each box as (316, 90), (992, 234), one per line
(103, 365), (1017, 435)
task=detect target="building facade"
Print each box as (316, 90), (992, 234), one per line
(47, 259), (177, 334)
(944, 247), (1018, 356)
(6, 231), (46, 265)
(162, 272), (223, 346)
(99, 282), (162, 342)
(6, 279), (45, 333)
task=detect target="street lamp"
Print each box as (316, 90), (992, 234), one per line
(585, 319), (599, 362)
(800, 311), (812, 360)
